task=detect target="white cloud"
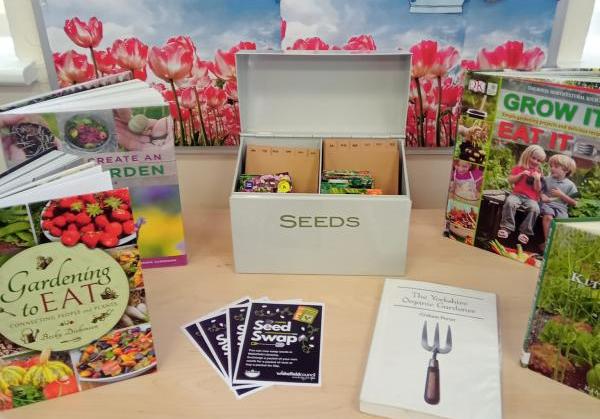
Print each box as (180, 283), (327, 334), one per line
(281, 0), (341, 47)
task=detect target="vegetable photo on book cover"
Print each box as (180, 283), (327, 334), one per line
(0, 189), (156, 411)
(521, 220), (600, 400)
(444, 73), (600, 267)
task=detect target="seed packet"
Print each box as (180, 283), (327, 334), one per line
(238, 172), (292, 193)
(233, 302), (324, 386)
(320, 170), (374, 194)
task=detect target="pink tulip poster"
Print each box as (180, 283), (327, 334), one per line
(35, 0), (281, 147)
(281, 0), (558, 148)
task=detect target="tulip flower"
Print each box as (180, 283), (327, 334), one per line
(289, 37), (330, 51)
(210, 42), (255, 81)
(281, 19), (287, 41)
(475, 41), (545, 70)
(64, 17), (103, 77)
(148, 42), (193, 83)
(203, 85), (227, 109)
(224, 80), (238, 101)
(53, 50), (95, 88)
(167, 35), (197, 56)
(179, 87), (196, 110)
(148, 41), (194, 146)
(93, 48), (117, 75)
(341, 35), (376, 51)
(409, 40), (460, 147)
(112, 38), (149, 79)
(229, 41), (257, 54)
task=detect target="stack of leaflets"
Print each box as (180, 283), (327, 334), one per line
(182, 297), (324, 399)
(1, 73), (187, 268)
(0, 149), (157, 411)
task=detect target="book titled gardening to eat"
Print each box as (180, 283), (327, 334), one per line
(521, 218), (600, 400)
(0, 189), (156, 411)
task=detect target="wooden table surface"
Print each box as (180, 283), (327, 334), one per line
(4, 209), (598, 419)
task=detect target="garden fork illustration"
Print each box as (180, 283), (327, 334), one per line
(421, 321), (452, 405)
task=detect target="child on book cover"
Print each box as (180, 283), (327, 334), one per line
(540, 154), (578, 242)
(497, 144), (546, 245)
(449, 159), (483, 203)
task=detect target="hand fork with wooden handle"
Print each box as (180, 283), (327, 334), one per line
(421, 321), (452, 405)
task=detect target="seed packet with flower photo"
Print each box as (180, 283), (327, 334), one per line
(233, 302), (324, 386)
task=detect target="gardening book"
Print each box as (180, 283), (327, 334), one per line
(360, 278), (501, 419)
(0, 188), (156, 411)
(0, 79), (187, 268)
(521, 218), (600, 400)
(444, 70), (600, 267)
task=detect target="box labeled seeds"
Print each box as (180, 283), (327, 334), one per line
(230, 51), (411, 275)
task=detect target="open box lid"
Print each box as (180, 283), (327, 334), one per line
(236, 51), (411, 138)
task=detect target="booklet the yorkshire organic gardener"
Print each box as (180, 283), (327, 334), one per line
(360, 278), (501, 419)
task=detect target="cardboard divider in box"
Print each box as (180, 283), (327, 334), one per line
(230, 51), (412, 276)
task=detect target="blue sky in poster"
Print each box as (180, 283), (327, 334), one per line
(281, 0), (465, 50)
(462, 0), (558, 58)
(41, 0), (280, 60)
(281, 0), (557, 59)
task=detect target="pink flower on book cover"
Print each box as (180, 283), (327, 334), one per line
(93, 48), (117, 75)
(112, 38), (149, 75)
(53, 50), (95, 87)
(202, 85), (227, 108)
(64, 17), (102, 48)
(289, 37), (330, 50)
(341, 35), (376, 51)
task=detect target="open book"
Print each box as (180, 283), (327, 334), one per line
(0, 158), (156, 410)
(0, 75), (186, 268)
